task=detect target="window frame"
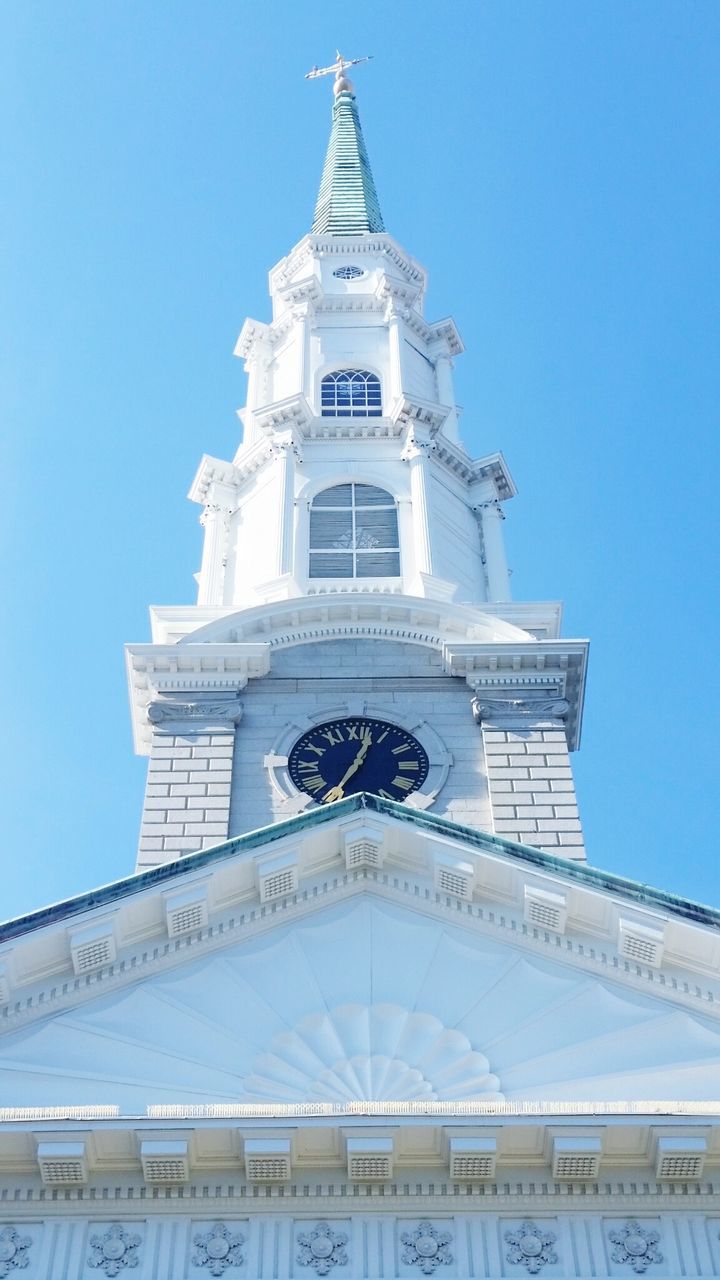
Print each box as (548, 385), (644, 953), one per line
(320, 369), (383, 419)
(308, 482), (400, 580)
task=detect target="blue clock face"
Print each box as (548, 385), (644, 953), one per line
(288, 717), (430, 805)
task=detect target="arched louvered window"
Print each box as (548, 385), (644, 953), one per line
(309, 484), (400, 578)
(321, 369), (382, 417)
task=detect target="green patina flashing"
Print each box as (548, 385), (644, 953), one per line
(312, 89), (384, 236)
(1, 793), (718, 941)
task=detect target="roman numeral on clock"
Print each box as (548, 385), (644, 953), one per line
(392, 775), (414, 792)
(302, 775), (326, 793)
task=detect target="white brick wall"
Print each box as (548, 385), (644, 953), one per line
(136, 694), (243, 871)
(137, 732), (235, 869)
(481, 725), (585, 861)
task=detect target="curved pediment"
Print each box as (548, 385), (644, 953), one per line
(177, 593), (536, 650)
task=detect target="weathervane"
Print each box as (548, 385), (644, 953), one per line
(305, 50), (373, 94)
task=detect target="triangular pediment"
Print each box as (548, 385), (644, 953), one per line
(1, 799), (719, 1114)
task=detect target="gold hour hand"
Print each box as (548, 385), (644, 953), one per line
(322, 785), (345, 804)
(321, 732), (372, 804)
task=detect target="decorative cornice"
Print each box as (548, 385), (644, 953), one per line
(2, 1177), (720, 1213)
(188, 455), (241, 507)
(392, 396), (449, 436)
(175, 594), (533, 649)
(442, 640), (589, 751)
(252, 394), (314, 438)
(233, 318), (272, 362)
(125, 642), (271, 753)
(428, 317), (464, 358)
(1, 797), (719, 1037)
(377, 275), (422, 313)
(269, 234), (427, 298)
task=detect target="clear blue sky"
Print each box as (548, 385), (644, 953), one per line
(2, 1), (718, 919)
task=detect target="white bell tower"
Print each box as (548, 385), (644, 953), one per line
(192, 56), (512, 611)
(127, 57), (589, 871)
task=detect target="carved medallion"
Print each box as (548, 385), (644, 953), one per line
(505, 1221), (558, 1273)
(0, 1227), (33, 1277)
(609, 1221), (663, 1273)
(87, 1224), (142, 1276)
(192, 1221), (245, 1274)
(400, 1221), (453, 1274)
(296, 1222), (349, 1275)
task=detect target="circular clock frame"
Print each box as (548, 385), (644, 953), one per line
(288, 715), (430, 806)
(265, 703), (452, 812)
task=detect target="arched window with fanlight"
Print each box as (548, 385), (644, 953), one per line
(321, 369), (382, 417)
(309, 484), (400, 578)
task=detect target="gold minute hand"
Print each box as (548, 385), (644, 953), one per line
(322, 733), (372, 804)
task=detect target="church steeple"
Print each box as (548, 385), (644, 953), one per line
(127, 62), (589, 875)
(309, 53), (385, 236)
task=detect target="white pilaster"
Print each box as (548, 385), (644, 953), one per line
(197, 481), (236, 607)
(477, 499), (511, 602)
(386, 306), (403, 402)
(435, 354), (460, 444)
(401, 428), (435, 578)
(273, 434), (302, 578)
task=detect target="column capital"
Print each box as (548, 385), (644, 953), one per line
(400, 426), (437, 463)
(147, 692), (244, 735)
(471, 695), (570, 727)
(472, 497), (506, 520)
(270, 430), (303, 462)
(199, 499), (236, 528)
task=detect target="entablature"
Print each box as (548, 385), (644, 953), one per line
(0, 1111), (718, 1194)
(442, 639), (589, 750)
(269, 234), (428, 305)
(125, 641), (271, 752)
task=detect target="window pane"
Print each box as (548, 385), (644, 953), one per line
(309, 552), (354, 578)
(320, 369), (382, 418)
(309, 481), (399, 579)
(355, 508), (398, 548)
(356, 552), (401, 577)
(310, 510), (352, 548)
(353, 484), (393, 507)
(313, 485), (353, 508)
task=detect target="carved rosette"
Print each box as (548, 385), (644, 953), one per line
(87, 1223), (142, 1276)
(296, 1222), (349, 1275)
(0, 1226), (33, 1276)
(471, 696), (569, 728)
(191, 1221), (245, 1275)
(504, 1221), (558, 1274)
(608, 1221), (663, 1273)
(400, 1221), (453, 1274)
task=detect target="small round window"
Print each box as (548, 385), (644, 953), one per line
(332, 265), (365, 280)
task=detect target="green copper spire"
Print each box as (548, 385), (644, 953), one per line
(308, 54), (385, 236)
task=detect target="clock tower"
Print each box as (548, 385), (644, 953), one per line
(2, 55), (718, 1280)
(127, 58), (589, 872)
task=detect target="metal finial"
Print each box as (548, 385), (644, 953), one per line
(305, 51), (373, 95)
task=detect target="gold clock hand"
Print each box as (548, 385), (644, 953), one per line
(321, 733), (372, 804)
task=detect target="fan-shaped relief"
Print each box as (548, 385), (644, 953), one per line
(244, 1003), (503, 1102)
(3, 899), (720, 1109)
